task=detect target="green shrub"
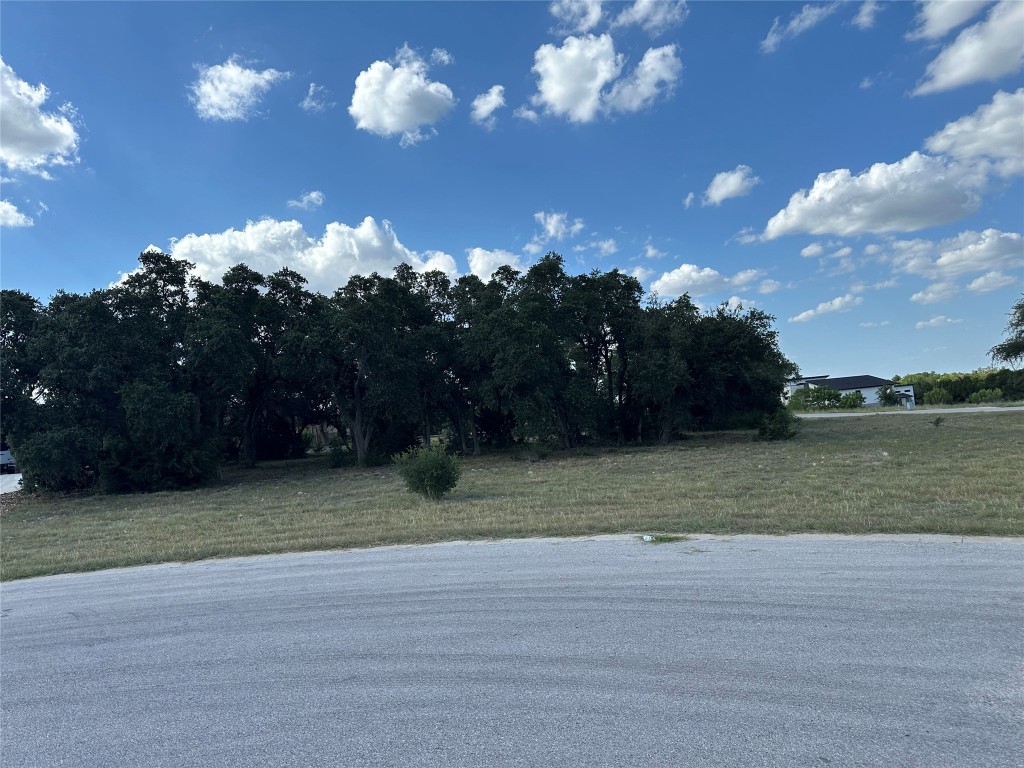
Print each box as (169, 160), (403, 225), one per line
(923, 387), (951, 405)
(787, 387), (841, 411)
(327, 439), (351, 468)
(14, 427), (99, 493)
(967, 388), (1003, 404)
(877, 385), (901, 407)
(393, 446), (461, 500)
(838, 391), (866, 409)
(786, 388), (813, 411)
(754, 409), (800, 441)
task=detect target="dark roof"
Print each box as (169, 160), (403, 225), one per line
(815, 375), (893, 390)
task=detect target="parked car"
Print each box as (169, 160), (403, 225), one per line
(0, 442), (17, 474)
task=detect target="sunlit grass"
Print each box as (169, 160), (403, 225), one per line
(2, 411), (1021, 580)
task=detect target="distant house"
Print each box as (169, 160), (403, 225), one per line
(784, 375), (915, 406)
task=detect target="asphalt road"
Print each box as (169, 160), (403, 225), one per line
(2, 535), (1022, 767)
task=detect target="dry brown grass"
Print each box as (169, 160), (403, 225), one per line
(2, 411), (1021, 580)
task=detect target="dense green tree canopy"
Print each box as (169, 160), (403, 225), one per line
(990, 295), (1024, 368)
(2, 251), (802, 492)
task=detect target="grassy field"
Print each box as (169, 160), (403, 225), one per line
(2, 411), (1022, 581)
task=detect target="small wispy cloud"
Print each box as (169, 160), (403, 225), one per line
(761, 3), (840, 54)
(287, 190), (325, 210)
(916, 315), (963, 329)
(788, 292), (862, 322)
(300, 83), (334, 113)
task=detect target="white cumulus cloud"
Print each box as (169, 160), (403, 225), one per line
(471, 85), (506, 130)
(763, 152), (985, 239)
(932, 229), (1023, 276)
(916, 315), (963, 329)
(911, 281), (958, 304)
(577, 237), (618, 256)
(287, 191), (325, 210)
(535, 210), (585, 241)
(788, 293), (863, 322)
(683, 192), (695, 209)
(513, 105), (540, 123)
(703, 165), (761, 206)
(531, 34), (621, 123)
(612, 0), (689, 36)
(189, 55), (291, 121)
(631, 266), (656, 282)
(968, 271), (1018, 292)
(644, 240), (665, 258)
(758, 279), (783, 294)
(466, 247), (525, 281)
(913, 0), (1024, 96)
(430, 48), (454, 66)
(0, 56), (80, 178)
(349, 44), (455, 147)
(907, 0), (990, 41)
(604, 45), (682, 115)
(528, 34), (680, 123)
(853, 1), (882, 30)
(925, 88), (1024, 177)
(887, 228), (1024, 279)
(0, 199), (33, 227)
(165, 216), (457, 294)
(650, 263), (760, 298)
(549, 0), (604, 33)
(761, 3), (840, 54)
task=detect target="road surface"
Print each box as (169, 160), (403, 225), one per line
(2, 535), (1022, 767)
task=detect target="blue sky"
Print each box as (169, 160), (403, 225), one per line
(2, 1), (1022, 378)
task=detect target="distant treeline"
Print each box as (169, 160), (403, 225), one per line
(0, 252), (796, 494)
(892, 369), (1024, 405)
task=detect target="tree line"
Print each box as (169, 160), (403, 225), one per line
(892, 368), (1024, 405)
(1, 251), (796, 493)
(898, 294), (1024, 405)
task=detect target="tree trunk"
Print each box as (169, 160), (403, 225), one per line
(421, 406), (431, 449)
(658, 417), (671, 446)
(470, 414), (481, 456)
(241, 404), (259, 467)
(456, 412), (469, 455)
(348, 366), (374, 467)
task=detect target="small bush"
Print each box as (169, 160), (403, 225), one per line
(923, 387), (952, 405)
(877, 385), (901, 407)
(786, 387), (840, 411)
(14, 427), (99, 492)
(967, 388), (1003, 404)
(393, 446), (461, 500)
(327, 439), (351, 468)
(786, 388), (812, 411)
(838, 391), (866, 409)
(755, 409), (800, 441)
